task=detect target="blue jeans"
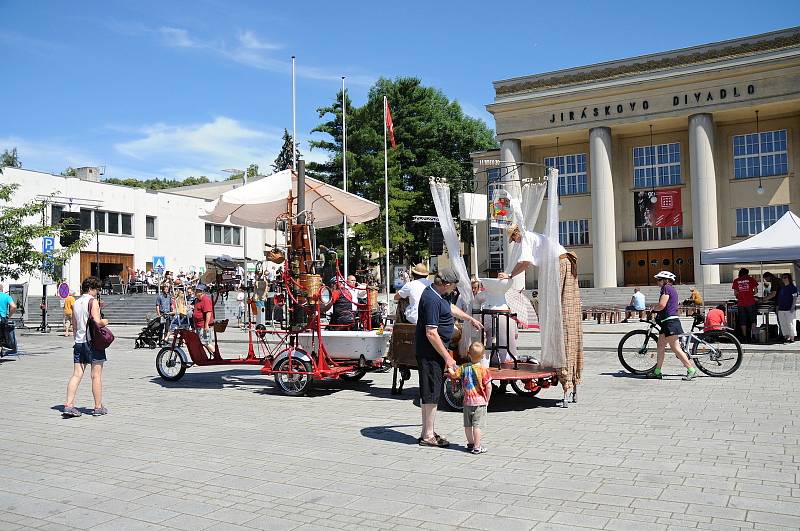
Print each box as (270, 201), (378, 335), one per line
(73, 342), (107, 364)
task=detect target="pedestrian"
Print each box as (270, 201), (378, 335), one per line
(236, 287), (246, 329)
(623, 287), (646, 322)
(193, 284), (215, 358)
(777, 273), (797, 343)
(732, 268), (758, 342)
(155, 284), (174, 343)
(394, 263), (432, 324)
(63, 276), (108, 418)
(704, 304), (727, 332)
(62, 291), (76, 337)
(448, 341), (492, 454)
(646, 271), (697, 381)
(762, 272), (782, 303)
(0, 283), (18, 355)
(415, 268), (483, 448)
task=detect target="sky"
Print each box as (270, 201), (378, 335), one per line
(2, 0), (799, 181)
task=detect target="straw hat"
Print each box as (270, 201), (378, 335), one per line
(410, 263), (430, 277)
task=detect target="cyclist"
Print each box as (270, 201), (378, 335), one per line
(646, 271), (697, 381)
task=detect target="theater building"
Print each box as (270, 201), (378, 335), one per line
(473, 27), (800, 288)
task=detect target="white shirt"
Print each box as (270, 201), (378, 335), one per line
(345, 284), (366, 311)
(507, 230), (566, 271)
(632, 291), (646, 310)
(397, 278), (433, 324)
(72, 294), (95, 344)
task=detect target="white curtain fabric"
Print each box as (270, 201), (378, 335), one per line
(430, 180), (475, 356)
(537, 169), (566, 368)
(507, 182), (547, 270)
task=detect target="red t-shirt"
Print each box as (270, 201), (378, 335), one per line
(704, 308), (726, 331)
(732, 276), (757, 307)
(192, 294), (214, 328)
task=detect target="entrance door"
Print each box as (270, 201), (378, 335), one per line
(648, 249), (673, 282)
(672, 248), (694, 284)
(623, 250), (649, 286)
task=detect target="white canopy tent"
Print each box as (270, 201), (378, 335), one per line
(200, 169), (380, 229)
(701, 211), (800, 265)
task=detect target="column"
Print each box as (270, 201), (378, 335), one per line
(688, 113), (721, 285)
(500, 138), (525, 289)
(589, 127), (618, 288)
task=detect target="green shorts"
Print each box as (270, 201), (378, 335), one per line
(463, 405), (487, 428)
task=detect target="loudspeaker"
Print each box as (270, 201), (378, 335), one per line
(428, 227), (444, 255)
(59, 212), (81, 246)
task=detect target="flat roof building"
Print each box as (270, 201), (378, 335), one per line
(473, 27), (800, 288)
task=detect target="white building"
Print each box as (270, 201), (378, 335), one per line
(1, 167), (280, 296)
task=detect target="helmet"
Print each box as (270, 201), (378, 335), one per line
(653, 271), (676, 282)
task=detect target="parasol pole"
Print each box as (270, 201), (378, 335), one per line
(342, 76), (349, 276)
(292, 56), (297, 172)
(383, 96), (390, 306)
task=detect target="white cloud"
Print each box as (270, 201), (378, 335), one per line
(114, 116), (284, 178)
(0, 136), (96, 175)
(155, 26), (374, 86)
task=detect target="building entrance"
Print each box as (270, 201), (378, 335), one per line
(623, 248), (694, 286)
(80, 252), (134, 283)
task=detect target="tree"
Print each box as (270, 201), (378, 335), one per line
(0, 183), (91, 280)
(308, 77), (497, 265)
(61, 167), (77, 177)
(272, 129), (302, 173)
(102, 176), (211, 189)
(1, 148), (21, 169)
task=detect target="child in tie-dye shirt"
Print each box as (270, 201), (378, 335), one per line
(448, 342), (492, 454)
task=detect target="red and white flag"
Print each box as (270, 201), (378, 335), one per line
(385, 100), (397, 148)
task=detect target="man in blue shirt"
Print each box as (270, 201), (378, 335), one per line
(0, 284), (18, 354)
(415, 268), (483, 448)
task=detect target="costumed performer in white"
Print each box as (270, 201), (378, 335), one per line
(499, 223), (584, 405)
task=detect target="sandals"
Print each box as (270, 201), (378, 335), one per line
(418, 433), (450, 448)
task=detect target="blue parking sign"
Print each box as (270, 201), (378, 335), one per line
(42, 236), (55, 255)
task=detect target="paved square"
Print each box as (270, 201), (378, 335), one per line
(1, 324), (798, 530)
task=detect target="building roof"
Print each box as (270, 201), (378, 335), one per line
(494, 26), (800, 99)
(167, 175), (268, 201)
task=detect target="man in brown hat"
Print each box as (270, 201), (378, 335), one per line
(394, 262), (432, 324)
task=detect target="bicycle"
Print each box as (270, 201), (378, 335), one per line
(618, 313), (743, 377)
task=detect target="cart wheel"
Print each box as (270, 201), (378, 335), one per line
(273, 357), (313, 396)
(510, 379), (541, 397)
(442, 378), (463, 411)
(340, 368), (367, 381)
(156, 347), (186, 381)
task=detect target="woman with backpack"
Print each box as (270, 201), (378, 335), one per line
(63, 276), (110, 418)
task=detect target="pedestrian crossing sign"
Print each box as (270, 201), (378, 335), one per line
(153, 256), (166, 271)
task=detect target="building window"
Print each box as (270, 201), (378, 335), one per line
(146, 216), (157, 239)
(205, 223), (242, 246)
(636, 226), (683, 241)
(736, 204), (789, 236)
(633, 143), (681, 189)
(51, 205), (63, 226)
(486, 168), (504, 271)
(544, 154), (588, 196)
(733, 129), (788, 179)
(82, 209), (133, 235)
(559, 219), (589, 246)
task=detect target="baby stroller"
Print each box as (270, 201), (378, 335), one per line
(134, 316), (165, 349)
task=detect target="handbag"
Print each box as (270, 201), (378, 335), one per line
(87, 298), (115, 350)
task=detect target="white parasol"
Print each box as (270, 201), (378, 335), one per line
(200, 169), (380, 228)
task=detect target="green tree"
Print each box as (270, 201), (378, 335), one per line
(309, 77), (496, 264)
(103, 176), (211, 189)
(0, 183), (92, 280)
(1, 148), (21, 169)
(61, 167), (77, 177)
(272, 129), (302, 173)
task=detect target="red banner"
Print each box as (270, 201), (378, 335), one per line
(385, 100), (397, 148)
(654, 188), (682, 227)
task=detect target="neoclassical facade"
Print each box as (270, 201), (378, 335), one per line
(473, 27), (800, 288)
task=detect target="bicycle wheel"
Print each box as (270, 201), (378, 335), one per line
(692, 331), (743, 377)
(618, 330), (659, 374)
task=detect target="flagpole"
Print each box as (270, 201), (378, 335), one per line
(342, 76), (349, 277)
(383, 96), (390, 306)
(291, 56), (297, 172)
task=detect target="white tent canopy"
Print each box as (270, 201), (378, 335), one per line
(701, 211), (800, 264)
(200, 169), (380, 229)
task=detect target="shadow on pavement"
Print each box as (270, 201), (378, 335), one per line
(600, 370), (645, 379)
(360, 424), (471, 452)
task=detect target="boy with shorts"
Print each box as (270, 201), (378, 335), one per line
(449, 341), (492, 454)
